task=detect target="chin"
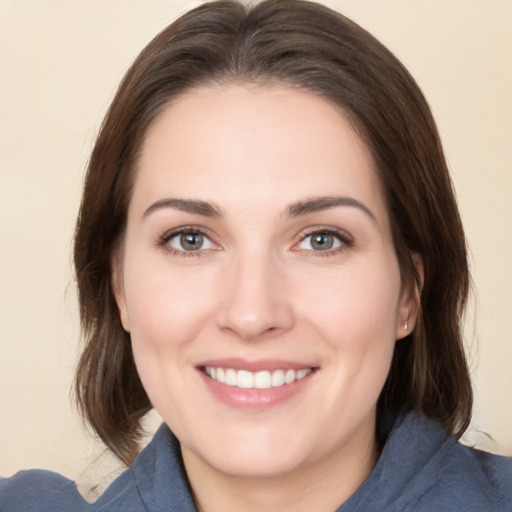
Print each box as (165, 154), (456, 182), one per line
(197, 445), (310, 480)
(180, 415), (346, 482)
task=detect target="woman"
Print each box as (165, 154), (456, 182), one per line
(1, 1), (510, 510)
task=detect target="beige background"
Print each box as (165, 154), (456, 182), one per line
(1, 0), (511, 483)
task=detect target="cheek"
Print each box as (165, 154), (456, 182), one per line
(121, 259), (220, 386)
(122, 263), (218, 414)
(296, 259), (401, 399)
(298, 258), (402, 341)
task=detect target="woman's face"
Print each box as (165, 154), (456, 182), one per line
(114, 84), (416, 480)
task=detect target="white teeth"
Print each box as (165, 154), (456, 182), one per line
(296, 369), (310, 380)
(285, 369), (296, 384)
(203, 366), (312, 389)
(237, 370), (254, 389)
(271, 369), (285, 387)
(254, 371), (272, 389)
(225, 369), (237, 386)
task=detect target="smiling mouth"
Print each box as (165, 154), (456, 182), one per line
(201, 367), (314, 390)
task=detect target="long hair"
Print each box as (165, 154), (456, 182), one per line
(74, 0), (471, 465)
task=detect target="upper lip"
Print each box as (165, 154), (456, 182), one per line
(196, 358), (318, 372)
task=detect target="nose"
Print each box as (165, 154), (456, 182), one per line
(215, 252), (295, 341)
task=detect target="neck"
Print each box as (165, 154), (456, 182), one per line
(181, 420), (378, 512)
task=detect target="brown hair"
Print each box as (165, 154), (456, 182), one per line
(74, 0), (472, 465)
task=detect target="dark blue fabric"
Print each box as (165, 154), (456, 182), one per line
(1, 413), (510, 511)
(337, 413), (511, 511)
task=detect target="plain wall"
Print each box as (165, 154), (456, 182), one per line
(1, 0), (511, 482)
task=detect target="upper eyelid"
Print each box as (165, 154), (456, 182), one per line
(290, 226), (355, 255)
(157, 226), (220, 257)
(157, 224), (353, 251)
(160, 225), (216, 241)
(297, 225), (353, 242)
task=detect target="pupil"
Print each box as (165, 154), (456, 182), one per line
(312, 233), (333, 250)
(181, 233), (203, 250)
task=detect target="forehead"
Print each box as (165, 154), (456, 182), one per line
(133, 84), (386, 221)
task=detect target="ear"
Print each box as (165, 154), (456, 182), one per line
(396, 252), (424, 340)
(111, 254), (130, 332)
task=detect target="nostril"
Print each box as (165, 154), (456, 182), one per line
(214, 266), (295, 340)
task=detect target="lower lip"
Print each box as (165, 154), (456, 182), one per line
(198, 370), (315, 409)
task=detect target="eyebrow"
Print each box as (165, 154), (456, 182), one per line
(143, 198), (223, 219)
(285, 196), (376, 222)
(142, 195), (376, 222)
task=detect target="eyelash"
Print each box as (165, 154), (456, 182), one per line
(294, 226), (354, 257)
(158, 226), (218, 258)
(157, 225), (354, 257)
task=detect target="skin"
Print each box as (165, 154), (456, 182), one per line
(113, 84), (420, 512)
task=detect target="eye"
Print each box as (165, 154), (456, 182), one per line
(297, 229), (352, 253)
(165, 229), (215, 252)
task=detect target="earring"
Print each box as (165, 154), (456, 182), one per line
(404, 320), (408, 332)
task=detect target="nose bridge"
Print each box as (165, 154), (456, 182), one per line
(216, 245), (294, 340)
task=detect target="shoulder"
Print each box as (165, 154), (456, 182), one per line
(0, 469), (87, 511)
(0, 465), (144, 511)
(390, 413), (512, 511)
(348, 412), (511, 512)
(0, 424), (194, 512)
(417, 442), (512, 511)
